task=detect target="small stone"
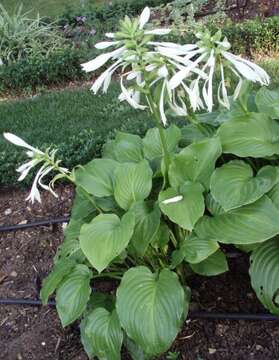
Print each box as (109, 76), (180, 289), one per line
(256, 345), (263, 351)
(4, 208), (12, 215)
(208, 348), (217, 355)
(17, 354), (22, 360)
(10, 271), (17, 278)
(18, 220), (27, 225)
(41, 342), (46, 346)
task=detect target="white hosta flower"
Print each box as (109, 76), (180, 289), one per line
(162, 195), (183, 204)
(3, 133), (69, 203)
(81, 6), (171, 110)
(158, 31), (270, 112)
(119, 77), (147, 110)
(222, 51), (270, 85)
(3, 133), (44, 155)
(138, 7), (171, 35)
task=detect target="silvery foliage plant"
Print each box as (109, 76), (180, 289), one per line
(6, 7), (279, 360)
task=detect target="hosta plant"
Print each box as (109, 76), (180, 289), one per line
(4, 7), (279, 359)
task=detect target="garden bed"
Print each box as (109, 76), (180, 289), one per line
(1, 186), (279, 360)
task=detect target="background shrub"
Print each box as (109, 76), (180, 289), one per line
(0, 47), (92, 94)
(0, 3), (67, 64)
(166, 15), (279, 56)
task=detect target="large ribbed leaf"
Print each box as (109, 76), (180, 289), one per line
(249, 238), (279, 315)
(195, 196), (279, 244)
(172, 234), (219, 267)
(71, 187), (97, 221)
(129, 201), (161, 257)
(116, 266), (185, 356)
(56, 264), (92, 327)
(255, 87), (279, 119)
(83, 308), (123, 360)
(103, 132), (143, 163)
(159, 182), (205, 231)
(268, 183), (279, 209)
(143, 125), (181, 160)
(190, 250), (228, 276)
(40, 259), (75, 305)
(75, 159), (119, 197)
(168, 137), (222, 190)
(205, 193), (225, 216)
(210, 161), (278, 211)
(114, 160), (153, 210)
(80, 213), (135, 273)
(180, 124), (215, 147)
(217, 113), (279, 157)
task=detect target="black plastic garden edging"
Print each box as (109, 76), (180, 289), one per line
(0, 216), (70, 232)
(0, 298), (278, 321)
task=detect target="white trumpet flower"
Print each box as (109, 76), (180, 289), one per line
(160, 31), (270, 112)
(81, 7), (171, 111)
(3, 133), (69, 203)
(162, 195), (183, 204)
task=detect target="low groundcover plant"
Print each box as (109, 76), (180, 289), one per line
(4, 7), (279, 359)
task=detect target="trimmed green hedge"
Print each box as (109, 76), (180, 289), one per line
(0, 48), (91, 94)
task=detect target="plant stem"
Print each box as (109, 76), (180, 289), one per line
(146, 93), (171, 177)
(92, 272), (123, 280)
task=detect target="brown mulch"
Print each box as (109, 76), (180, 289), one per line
(0, 186), (279, 360)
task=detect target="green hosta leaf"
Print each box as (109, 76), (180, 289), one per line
(205, 193), (225, 216)
(195, 196), (279, 244)
(71, 187), (97, 221)
(80, 318), (95, 359)
(169, 137), (222, 190)
(210, 161), (278, 211)
(180, 124), (215, 147)
(159, 182), (205, 231)
(84, 308), (123, 360)
(56, 264), (92, 327)
(172, 234), (219, 268)
(63, 219), (83, 242)
(116, 266), (185, 357)
(255, 87), (279, 119)
(151, 222), (170, 249)
(75, 159), (119, 197)
(217, 113), (279, 157)
(80, 213), (135, 273)
(143, 125), (181, 160)
(103, 132), (143, 163)
(249, 238), (279, 315)
(129, 201), (161, 257)
(235, 244), (259, 253)
(56, 187), (98, 263)
(190, 250), (228, 276)
(94, 196), (120, 213)
(40, 259), (76, 305)
(125, 337), (146, 360)
(268, 182), (279, 209)
(114, 160), (153, 210)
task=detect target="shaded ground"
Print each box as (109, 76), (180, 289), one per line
(0, 186), (279, 360)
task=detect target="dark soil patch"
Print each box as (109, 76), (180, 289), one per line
(1, 186), (279, 360)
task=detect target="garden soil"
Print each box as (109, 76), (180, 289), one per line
(1, 186), (279, 360)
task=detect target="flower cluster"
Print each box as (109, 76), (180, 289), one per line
(3, 133), (69, 203)
(82, 7), (270, 124)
